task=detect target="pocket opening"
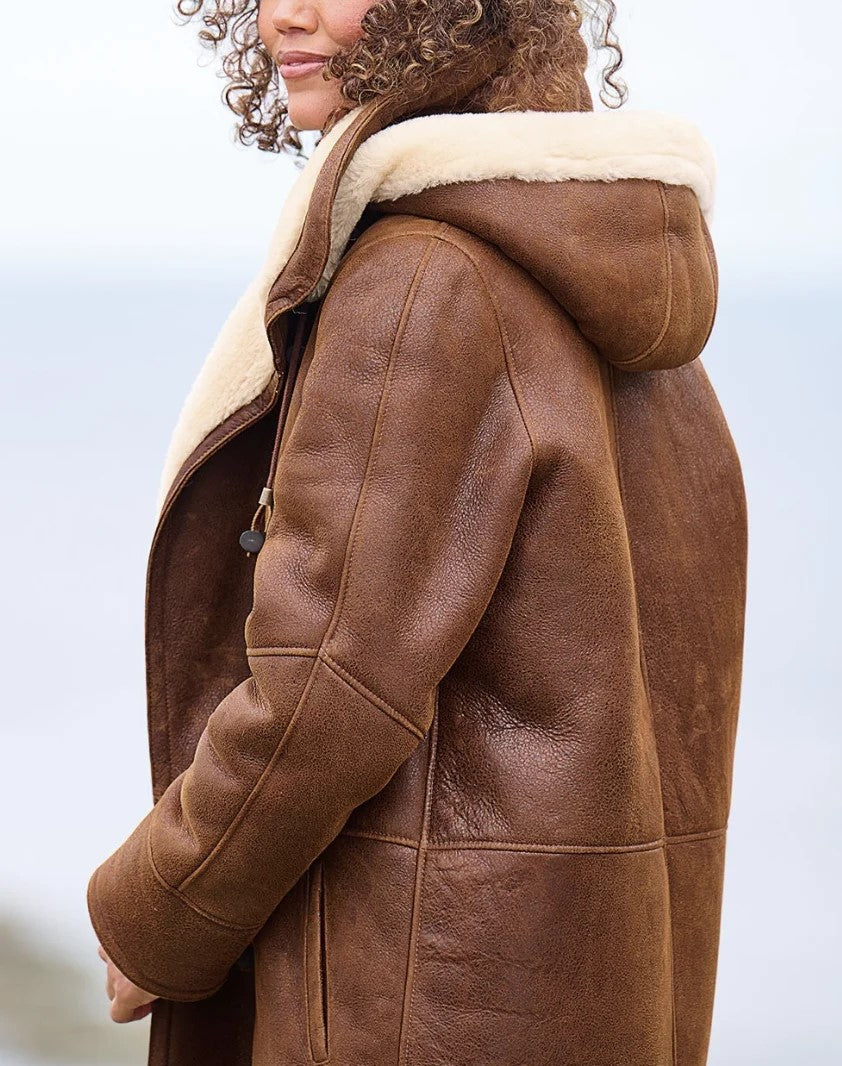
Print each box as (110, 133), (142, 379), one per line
(304, 859), (330, 1062)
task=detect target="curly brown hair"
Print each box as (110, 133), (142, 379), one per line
(174, 0), (626, 163)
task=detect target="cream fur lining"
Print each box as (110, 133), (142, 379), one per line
(154, 106), (716, 518)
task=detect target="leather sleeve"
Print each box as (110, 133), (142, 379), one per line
(86, 228), (534, 1002)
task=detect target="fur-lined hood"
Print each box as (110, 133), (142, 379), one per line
(155, 98), (717, 515)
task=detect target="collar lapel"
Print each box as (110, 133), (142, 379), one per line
(155, 37), (514, 516)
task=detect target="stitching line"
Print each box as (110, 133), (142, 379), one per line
(328, 222), (537, 471)
(608, 353), (678, 1055)
(145, 819), (262, 933)
(397, 688), (440, 1066)
(612, 181), (674, 367)
(322, 226), (451, 292)
(246, 646), (424, 739)
(318, 649), (425, 739)
(606, 363), (667, 833)
(340, 829), (421, 848)
(419, 228), (537, 464)
(319, 234), (441, 650)
(338, 825), (727, 853)
(247, 646), (319, 657)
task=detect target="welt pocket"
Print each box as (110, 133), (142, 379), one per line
(304, 857), (330, 1062)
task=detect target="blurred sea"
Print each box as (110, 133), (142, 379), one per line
(0, 266), (839, 1064)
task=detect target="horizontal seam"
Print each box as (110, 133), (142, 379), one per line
(146, 817), (263, 933)
(666, 826), (727, 844)
(248, 646), (319, 658)
(318, 649), (425, 740)
(338, 826), (728, 853)
(339, 829), (421, 849)
(429, 839), (666, 854)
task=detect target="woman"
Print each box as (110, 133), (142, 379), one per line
(87, 1), (747, 1064)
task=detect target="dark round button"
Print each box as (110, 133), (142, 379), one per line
(239, 529), (265, 553)
(234, 944), (254, 971)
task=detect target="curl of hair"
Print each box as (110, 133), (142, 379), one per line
(174, 0), (627, 164)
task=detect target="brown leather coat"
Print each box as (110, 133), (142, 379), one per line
(87, 43), (747, 1066)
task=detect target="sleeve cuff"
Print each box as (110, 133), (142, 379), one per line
(86, 811), (259, 1003)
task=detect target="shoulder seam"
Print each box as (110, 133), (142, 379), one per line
(324, 220), (536, 511)
(327, 223), (451, 293)
(422, 229), (537, 472)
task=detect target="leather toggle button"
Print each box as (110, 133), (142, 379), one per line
(239, 529), (266, 554)
(241, 487), (273, 554)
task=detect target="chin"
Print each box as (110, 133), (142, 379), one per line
(286, 91), (333, 133)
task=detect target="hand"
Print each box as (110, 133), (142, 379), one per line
(97, 943), (160, 1023)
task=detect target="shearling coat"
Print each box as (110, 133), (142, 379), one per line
(86, 41), (747, 1066)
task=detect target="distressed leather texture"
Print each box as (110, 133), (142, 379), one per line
(86, 46), (747, 1066)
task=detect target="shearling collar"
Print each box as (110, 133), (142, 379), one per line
(155, 99), (716, 516)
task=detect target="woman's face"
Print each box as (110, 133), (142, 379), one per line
(258, 0), (372, 132)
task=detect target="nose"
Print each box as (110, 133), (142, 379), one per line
(268, 0), (318, 34)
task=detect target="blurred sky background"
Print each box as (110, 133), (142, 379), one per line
(0, 1), (840, 1063)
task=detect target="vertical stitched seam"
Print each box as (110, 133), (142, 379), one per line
(616, 181), (674, 366)
(667, 852), (679, 1066)
(606, 363), (666, 832)
(397, 688), (440, 1066)
(698, 210), (719, 353)
(320, 235), (440, 653)
(608, 364), (678, 1062)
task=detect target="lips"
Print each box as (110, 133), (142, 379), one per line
(278, 51), (329, 80)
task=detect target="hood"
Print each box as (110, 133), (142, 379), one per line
(155, 43), (717, 515)
(361, 108), (717, 374)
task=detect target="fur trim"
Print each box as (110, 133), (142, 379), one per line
(155, 106), (716, 517)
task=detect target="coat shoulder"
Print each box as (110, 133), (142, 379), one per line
(334, 210), (523, 298)
(318, 212), (518, 365)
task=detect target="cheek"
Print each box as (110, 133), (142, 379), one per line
(256, 3), (275, 49)
(322, 0), (374, 47)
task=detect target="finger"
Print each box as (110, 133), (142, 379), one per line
(111, 986), (157, 1024)
(110, 987), (149, 1024)
(118, 978), (157, 1010)
(110, 994), (136, 1024)
(97, 944), (108, 963)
